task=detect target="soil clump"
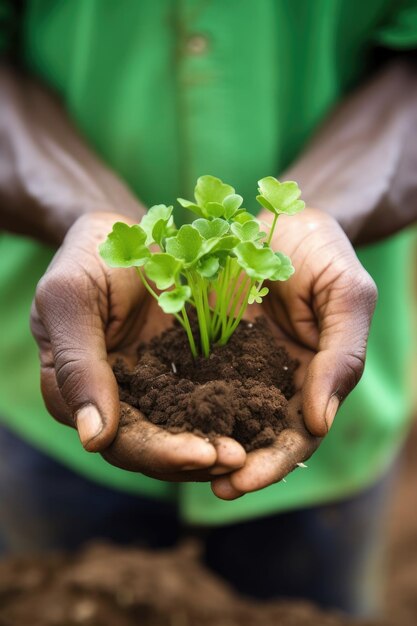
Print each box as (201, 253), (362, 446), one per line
(114, 317), (298, 451)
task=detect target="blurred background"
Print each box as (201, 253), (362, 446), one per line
(0, 2), (416, 625)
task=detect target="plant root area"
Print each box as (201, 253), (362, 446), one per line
(0, 423), (416, 626)
(114, 317), (298, 451)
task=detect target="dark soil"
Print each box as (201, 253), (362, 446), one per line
(114, 317), (298, 451)
(0, 423), (416, 626)
(0, 542), (367, 626)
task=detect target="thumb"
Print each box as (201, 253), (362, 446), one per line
(302, 349), (361, 437)
(34, 271), (119, 452)
(302, 275), (377, 437)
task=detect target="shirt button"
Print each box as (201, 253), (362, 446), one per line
(186, 34), (209, 55)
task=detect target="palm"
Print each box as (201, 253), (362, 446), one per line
(102, 258), (321, 489)
(100, 266), (247, 481)
(208, 293), (322, 498)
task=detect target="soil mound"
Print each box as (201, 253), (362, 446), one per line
(114, 317), (298, 451)
(0, 542), (364, 626)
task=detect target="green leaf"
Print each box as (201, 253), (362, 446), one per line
(165, 225), (203, 265)
(248, 285), (269, 304)
(151, 219), (168, 247)
(257, 177), (305, 215)
(269, 252), (295, 281)
(144, 253), (182, 290)
(193, 218), (229, 239)
(231, 220), (260, 242)
(196, 256), (220, 278)
(99, 222), (150, 268)
(234, 241), (284, 281)
(177, 198), (205, 218)
(232, 210), (254, 224)
(194, 175), (235, 208)
(158, 286), (191, 314)
(255, 194), (275, 212)
(209, 235), (239, 253)
(223, 194), (243, 219)
(205, 202), (225, 218)
(140, 204), (174, 244)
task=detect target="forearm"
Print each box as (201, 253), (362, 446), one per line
(0, 65), (144, 245)
(282, 60), (417, 245)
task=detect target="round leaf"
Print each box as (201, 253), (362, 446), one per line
(196, 256), (220, 278)
(165, 225), (203, 265)
(99, 222), (150, 268)
(144, 253), (182, 290)
(257, 177), (305, 215)
(193, 218), (229, 239)
(232, 210), (254, 224)
(234, 242), (283, 281)
(177, 198), (205, 218)
(158, 286), (191, 314)
(194, 175), (235, 208)
(231, 220), (260, 242)
(209, 235), (239, 253)
(223, 193), (243, 219)
(140, 204), (173, 244)
(269, 252), (295, 281)
(205, 202), (225, 218)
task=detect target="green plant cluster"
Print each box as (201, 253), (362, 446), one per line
(99, 175), (304, 357)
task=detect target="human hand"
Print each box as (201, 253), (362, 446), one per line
(31, 212), (246, 481)
(211, 207), (377, 499)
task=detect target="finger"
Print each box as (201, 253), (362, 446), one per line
(209, 437), (246, 475)
(102, 403), (217, 477)
(211, 395), (320, 499)
(211, 428), (319, 499)
(303, 272), (378, 436)
(40, 364), (73, 426)
(34, 270), (119, 452)
(30, 306), (73, 426)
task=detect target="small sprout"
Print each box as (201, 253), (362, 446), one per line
(297, 462), (308, 468)
(248, 286), (269, 305)
(171, 362), (177, 374)
(99, 175), (304, 357)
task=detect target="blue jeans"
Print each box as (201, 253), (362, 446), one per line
(0, 424), (395, 617)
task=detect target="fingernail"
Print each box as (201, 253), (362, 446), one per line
(75, 404), (103, 448)
(325, 395), (340, 431)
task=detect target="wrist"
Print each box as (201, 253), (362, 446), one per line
(0, 65), (146, 246)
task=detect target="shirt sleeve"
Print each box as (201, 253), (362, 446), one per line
(374, 0), (417, 49)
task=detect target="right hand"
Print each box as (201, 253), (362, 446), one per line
(30, 212), (246, 481)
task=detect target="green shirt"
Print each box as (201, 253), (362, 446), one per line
(0, 0), (416, 524)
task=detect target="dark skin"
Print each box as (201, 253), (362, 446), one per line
(30, 208), (377, 499)
(2, 63), (396, 498)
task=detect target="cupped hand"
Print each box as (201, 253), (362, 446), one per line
(211, 207), (377, 500)
(30, 212), (246, 481)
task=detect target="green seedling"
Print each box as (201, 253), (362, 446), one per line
(99, 175), (304, 357)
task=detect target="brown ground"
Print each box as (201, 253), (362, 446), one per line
(384, 420), (417, 626)
(0, 423), (415, 626)
(114, 318), (298, 451)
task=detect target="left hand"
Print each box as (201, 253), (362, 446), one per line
(211, 207), (377, 499)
